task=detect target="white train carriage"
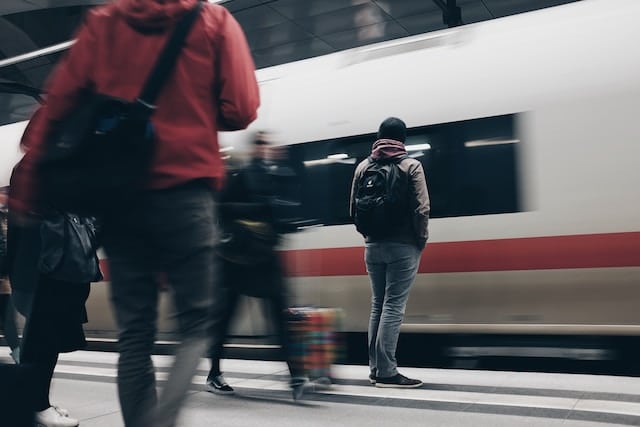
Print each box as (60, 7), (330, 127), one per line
(1, 0), (639, 359)
(233, 0), (640, 341)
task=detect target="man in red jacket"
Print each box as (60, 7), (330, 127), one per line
(10, 1), (259, 426)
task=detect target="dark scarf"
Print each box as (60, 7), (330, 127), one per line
(370, 138), (407, 161)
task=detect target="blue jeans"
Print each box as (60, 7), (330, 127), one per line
(365, 242), (421, 378)
(103, 182), (218, 427)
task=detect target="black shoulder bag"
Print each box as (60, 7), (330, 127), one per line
(37, 2), (203, 216)
(38, 211), (103, 283)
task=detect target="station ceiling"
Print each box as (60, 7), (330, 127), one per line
(1, 0), (581, 70)
(222, 0), (581, 68)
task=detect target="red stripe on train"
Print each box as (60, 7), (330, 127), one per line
(98, 231), (640, 281)
(280, 232), (640, 277)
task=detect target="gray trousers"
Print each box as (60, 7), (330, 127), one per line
(365, 242), (421, 378)
(103, 182), (218, 427)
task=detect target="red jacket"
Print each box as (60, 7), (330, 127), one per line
(10, 0), (259, 213)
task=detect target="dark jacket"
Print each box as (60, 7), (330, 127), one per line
(350, 138), (430, 249)
(221, 158), (277, 224)
(218, 158), (285, 297)
(10, 0), (260, 214)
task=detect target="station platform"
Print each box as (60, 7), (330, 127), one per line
(2, 348), (640, 427)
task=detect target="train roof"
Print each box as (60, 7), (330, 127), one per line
(1, 0), (581, 71)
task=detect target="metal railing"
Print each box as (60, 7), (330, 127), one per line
(0, 40), (74, 69)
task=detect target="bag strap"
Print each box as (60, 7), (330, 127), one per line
(136, 1), (204, 109)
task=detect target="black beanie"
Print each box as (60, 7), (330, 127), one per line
(377, 117), (407, 142)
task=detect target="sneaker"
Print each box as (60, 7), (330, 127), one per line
(10, 347), (20, 364)
(310, 376), (332, 391)
(375, 373), (422, 389)
(52, 407), (69, 417)
(35, 406), (79, 427)
(369, 369), (377, 385)
(206, 374), (235, 395)
(290, 377), (308, 401)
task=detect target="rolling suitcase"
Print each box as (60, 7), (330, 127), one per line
(287, 306), (344, 383)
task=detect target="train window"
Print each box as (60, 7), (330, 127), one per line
(1, 6), (89, 56)
(1, 6), (87, 89)
(0, 92), (38, 126)
(0, 51), (64, 93)
(287, 114), (521, 225)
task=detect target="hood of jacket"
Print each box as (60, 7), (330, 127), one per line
(115, 0), (199, 31)
(370, 138), (407, 161)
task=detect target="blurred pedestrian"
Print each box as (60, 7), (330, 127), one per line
(207, 135), (307, 400)
(0, 282), (20, 364)
(8, 0), (259, 426)
(350, 117), (430, 388)
(0, 190), (20, 364)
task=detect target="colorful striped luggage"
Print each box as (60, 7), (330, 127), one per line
(287, 307), (344, 381)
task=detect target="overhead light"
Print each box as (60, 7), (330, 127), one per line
(338, 158), (357, 165)
(465, 139), (520, 148)
(208, 0), (226, 3)
(304, 157), (356, 167)
(304, 159), (332, 167)
(219, 146), (234, 152)
(406, 143), (431, 151)
(327, 153), (349, 160)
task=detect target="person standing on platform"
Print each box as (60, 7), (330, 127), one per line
(8, 0), (260, 426)
(350, 117), (430, 388)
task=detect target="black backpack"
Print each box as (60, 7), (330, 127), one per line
(354, 156), (408, 238)
(36, 3), (202, 216)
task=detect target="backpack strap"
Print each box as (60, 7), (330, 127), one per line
(137, 1), (204, 109)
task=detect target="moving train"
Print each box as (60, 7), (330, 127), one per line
(1, 0), (639, 363)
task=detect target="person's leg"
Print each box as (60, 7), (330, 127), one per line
(268, 286), (299, 377)
(103, 228), (159, 427)
(0, 294), (8, 342)
(262, 258), (310, 400)
(204, 286), (238, 395)
(364, 243), (387, 380)
(208, 285), (240, 378)
(19, 279), (58, 413)
(4, 296), (21, 361)
(146, 185), (217, 427)
(23, 351), (57, 412)
(374, 243), (420, 379)
(19, 298), (80, 424)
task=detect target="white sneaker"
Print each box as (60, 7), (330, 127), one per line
(35, 406), (79, 427)
(10, 347), (20, 364)
(52, 406), (69, 417)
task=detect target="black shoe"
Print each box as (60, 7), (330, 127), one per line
(206, 374), (235, 395)
(375, 373), (422, 388)
(291, 377), (308, 401)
